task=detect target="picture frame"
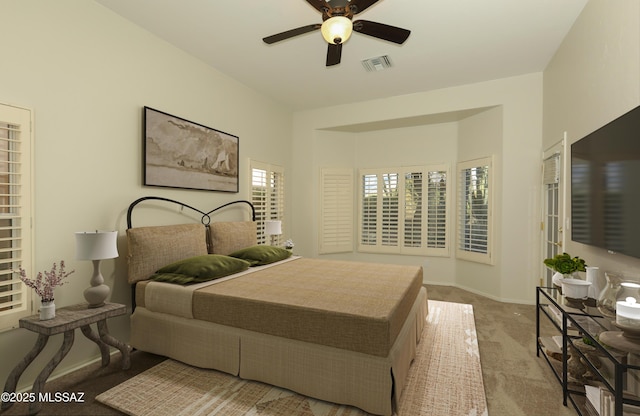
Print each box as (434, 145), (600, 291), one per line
(143, 106), (239, 193)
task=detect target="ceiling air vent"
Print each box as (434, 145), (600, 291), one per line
(361, 55), (392, 72)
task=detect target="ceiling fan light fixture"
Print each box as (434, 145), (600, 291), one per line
(321, 16), (353, 44)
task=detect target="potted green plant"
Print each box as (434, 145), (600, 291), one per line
(544, 252), (587, 275)
(544, 252), (589, 298)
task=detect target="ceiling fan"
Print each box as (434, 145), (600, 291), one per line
(262, 0), (411, 67)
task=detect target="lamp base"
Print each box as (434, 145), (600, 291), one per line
(84, 284), (110, 308)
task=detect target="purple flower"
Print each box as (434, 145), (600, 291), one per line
(17, 261), (75, 302)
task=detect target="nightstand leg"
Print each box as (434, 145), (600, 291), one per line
(29, 330), (74, 415)
(80, 324), (110, 367)
(97, 319), (130, 370)
(1, 334), (49, 411)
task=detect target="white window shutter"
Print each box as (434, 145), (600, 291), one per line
(251, 160), (285, 246)
(360, 173), (378, 247)
(403, 171), (423, 249)
(381, 173), (399, 247)
(0, 103), (33, 331)
(358, 166), (449, 256)
(425, 168), (449, 255)
(319, 168), (353, 254)
(456, 157), (493, 264)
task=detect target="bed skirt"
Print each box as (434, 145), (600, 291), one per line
(130, 287), (427, 415)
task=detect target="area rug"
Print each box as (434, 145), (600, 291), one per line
(97, 300), (487, 416)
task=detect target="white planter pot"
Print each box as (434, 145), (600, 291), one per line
(559, 278), (591, 300)
(552, 272), (564, 287)
(39, 300), (55, 320)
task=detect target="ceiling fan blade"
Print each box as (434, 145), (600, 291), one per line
(305, 0), (328, 13)
(353, 20), (410, 44)
(326, 43), (342, 66)
(349, 0), (380, 14)
(263, 24), (321, 44)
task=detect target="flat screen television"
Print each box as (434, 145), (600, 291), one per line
(571, 104), (640, 259)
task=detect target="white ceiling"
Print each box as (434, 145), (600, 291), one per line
(94, 0), (588, 111)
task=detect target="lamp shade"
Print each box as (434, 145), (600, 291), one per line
(321, 16), (353, 45)
(264, 220), (282, 236)
(75, 231), (119, 260)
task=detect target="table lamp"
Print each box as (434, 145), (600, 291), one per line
(75, 230), (118, 308)
(264, 220), (282, 246)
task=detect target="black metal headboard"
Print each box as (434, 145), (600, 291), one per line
(125, 196), (256, 312)
(126, 196), (256, 229)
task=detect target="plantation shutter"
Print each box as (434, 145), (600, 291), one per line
(456, 157), (493, 264)
(251, 167), (268, 244)
(403, 171), (423, 248)
(0, 104), (33, 331)
(361, 173), (378, 247)
(426, 168), (449, 255)
(381, 173), (399, 247)
(251, 160), (285, 245)
(358, 166), (448, 256)
(319, 168), (353, 254)
(360, 171), (395, 252)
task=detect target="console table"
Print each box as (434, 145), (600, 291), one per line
(1, 302), (130, 415)
(536, 286), (640, 415)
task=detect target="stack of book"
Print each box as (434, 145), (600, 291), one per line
(585, 385), (640, 415)
(538, 335), (563, 361)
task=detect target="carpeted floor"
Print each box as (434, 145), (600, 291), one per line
(427, 285), (575, 416)
(0, 285), (575, 416)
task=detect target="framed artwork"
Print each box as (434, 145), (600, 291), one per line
(143, 106), (239, 192)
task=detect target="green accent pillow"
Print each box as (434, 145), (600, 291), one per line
(228, 245), (292, 266)
(150, 254), (250, 284)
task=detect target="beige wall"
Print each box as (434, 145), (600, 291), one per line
(0, 0), (292, 392)
(291, 73), (544, 303)
(544, 0), (640, 282)
(456, 106), (503, 296)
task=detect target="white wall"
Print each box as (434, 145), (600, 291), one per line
(0, 0), (292, 392)
(456, 107), (503, 296)
(543, 0), (640, 281)
(291, 73), (544, 304)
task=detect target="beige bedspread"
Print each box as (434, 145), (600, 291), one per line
(138, 258), (422, 357)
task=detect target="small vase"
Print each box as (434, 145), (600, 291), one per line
(598, 272), (623, 317)
(585, 266), (601, 300)
(40, 300), (55, 320)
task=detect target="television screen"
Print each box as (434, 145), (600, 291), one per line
(571, 105), (640, 259)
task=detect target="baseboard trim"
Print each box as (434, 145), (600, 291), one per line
(15, 350), (120, 393)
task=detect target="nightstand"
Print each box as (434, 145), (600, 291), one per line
(1, 302), (130, 415)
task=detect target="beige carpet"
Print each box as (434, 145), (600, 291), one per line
(96, 300), (487, 416)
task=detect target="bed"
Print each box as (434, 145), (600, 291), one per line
(125, 197), (428, 416)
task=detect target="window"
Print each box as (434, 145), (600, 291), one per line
(543, 151), (562, 286)
(358, 165), (449, 256)
(319, 168), (353, 254)
(251, 160), (284, 245)
(425, 169), (448, 250)
(456, 157), (492, 264)
(0, 103), (33, 332)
